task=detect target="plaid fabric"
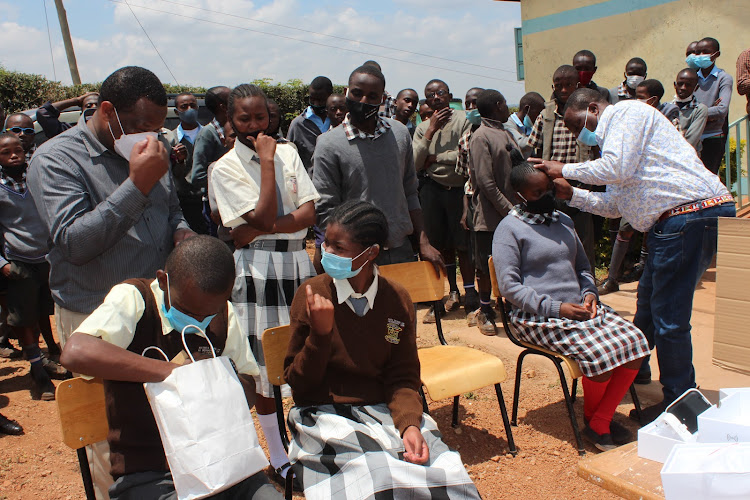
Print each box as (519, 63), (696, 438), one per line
(455, 129), (472, 186)
(211, 118), (225, 141)
(379, 92), (396, 119)
(24, 145), (36, 165)
(0, 169), (27, 194)
(341, 113), (391, 141)
(288, 403), (480, 500)
(527, 105), (578, 163)
(509, 205), (559, 225)
(232, 244), (315, 397)
(509, 304), (650, 377)
(736, 48), (750, 96)
(616, 82), (630, 99)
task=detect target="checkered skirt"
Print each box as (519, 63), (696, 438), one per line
(232, 246), (316, 397)
(509, 304), (650, 377)
(288, 404), (480, 500)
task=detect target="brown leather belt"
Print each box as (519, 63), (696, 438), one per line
(657, 194), (734, 222)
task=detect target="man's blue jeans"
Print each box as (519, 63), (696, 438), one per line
(633, 203), (736, 404)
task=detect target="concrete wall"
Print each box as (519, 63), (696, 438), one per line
(516, 0), (750, 124)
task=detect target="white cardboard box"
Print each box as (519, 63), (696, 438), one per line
(719, 387), (750, 400)
(661, 442), (750, 500)
(698, 391), (750, 444)
(638, 414), (699, 463)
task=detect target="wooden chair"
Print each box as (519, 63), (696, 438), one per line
(379, 260), (517, 455)
(56, 377), (108, 500)
(261, 325), (296, 500)
(488, 256), (642, 455)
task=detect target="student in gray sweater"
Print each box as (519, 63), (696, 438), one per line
(493, 151), (649, 451)
(0, 133), (62, 401)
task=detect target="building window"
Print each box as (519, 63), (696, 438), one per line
(514, 27), (524, 81)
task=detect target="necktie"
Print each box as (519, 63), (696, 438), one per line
(348, 296), (369, 317)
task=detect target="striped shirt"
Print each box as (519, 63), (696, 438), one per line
(27, 115), (190, 314)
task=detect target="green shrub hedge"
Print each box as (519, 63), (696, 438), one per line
(0, 67), (344, 124)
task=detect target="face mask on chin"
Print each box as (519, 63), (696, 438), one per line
(2, 163), (26, 177)
(108, 107), (158, 161)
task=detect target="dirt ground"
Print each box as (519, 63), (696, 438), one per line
(2, 263), (746, 500)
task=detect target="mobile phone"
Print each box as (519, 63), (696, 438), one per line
(666, 388), (712, 434)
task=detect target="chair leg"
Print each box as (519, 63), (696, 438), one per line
(285, 471), (294, 500)
(451, 395), (460, 428)
(571, 378), (578, 404)
(511, 350), (530, 426)
(494, 384), (517, 456)
(434, 300), (447, 346)
(419, 387), (430, 415)
(554, 361), (585, 456)
(273, 385), (290, 452)
(77, 447), (96, 500)
(629, 384), (643, 425)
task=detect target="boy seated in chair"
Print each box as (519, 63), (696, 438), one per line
(284, 200), (480, 500)
(60, 235), (282, 500)
(493, 151), (650, 452)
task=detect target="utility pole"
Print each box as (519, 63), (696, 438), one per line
(53, 0), (81, 84)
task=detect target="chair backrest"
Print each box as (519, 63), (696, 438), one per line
(488, 256), (527, 349)
(378, 261), (444, 304)
(262, 325), (292, 387)
(56, 377), (109, 449)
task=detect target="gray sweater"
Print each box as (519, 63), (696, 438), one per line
(191, 124), (228, 192)
(0, 179), (49, 268)
(287, 113), (326, 174)
(493, 211), (597, 318)
(312, 120), (420, 249)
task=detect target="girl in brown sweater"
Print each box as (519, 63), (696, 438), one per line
(284, 201), (479, 500)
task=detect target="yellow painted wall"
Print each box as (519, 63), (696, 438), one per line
(519, 0), (750, 123)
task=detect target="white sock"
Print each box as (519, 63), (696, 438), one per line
(257, 412), (290, 477)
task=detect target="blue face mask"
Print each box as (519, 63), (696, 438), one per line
(320, 244), (372, 280)
(577, 109), (599, 147)
(465, 109), (482, 126)
(694, 54), (715, 69)
(685, 54), (700, 70)
(177, 107), (199, 126)
(523, 114), (534, 129)
(160, 273), (216, 334)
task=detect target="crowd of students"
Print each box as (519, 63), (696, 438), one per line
(0, 37), (741, 498)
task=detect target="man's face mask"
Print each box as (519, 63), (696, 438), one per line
(346, 90), (380, 122)
(578, 70), (595, 87)
(108, 107), (157, 161)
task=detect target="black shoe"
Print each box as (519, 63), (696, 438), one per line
(444, 291), (461, 312)
(634, 371), (652, 385)
(266, 464), (302, 491)
(581, 425), (617, 452)
(609, 420), (634, 445)
(0, 413), (23, 435)
(597, 278), (619, 296)
(30, 365), (56, 401)
(622, 262), (645, 283)
(629, 400), (668, 425)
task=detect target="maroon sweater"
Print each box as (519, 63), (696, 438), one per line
(284, 273), (423, 434)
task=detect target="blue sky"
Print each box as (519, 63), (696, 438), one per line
(1, 0), (525, 104)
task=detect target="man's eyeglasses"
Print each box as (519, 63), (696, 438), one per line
(6, 127), (35, 136)
(425, 89), (448, 99)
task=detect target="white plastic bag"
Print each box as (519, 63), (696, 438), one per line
(143, 328), (268, 500)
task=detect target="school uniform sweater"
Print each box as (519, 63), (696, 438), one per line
(284, 273), (423, 435)
(413, 110), (472, 188)
(468, 124), (518, 232)
(312, 121), (420, 249)
(0, 179), (49, 268)
(287, 113), (325, 173)
(493, 212), (597, 319)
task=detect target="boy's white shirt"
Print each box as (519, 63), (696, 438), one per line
(74, 279), (259, 377)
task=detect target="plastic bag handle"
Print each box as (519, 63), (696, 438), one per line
(181, 325), (217, 363)
(142, 346), (169, 360)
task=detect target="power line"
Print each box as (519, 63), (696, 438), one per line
(109, 0), (520, 84)
(150, 0), (516, 75)
(42, 0), (57, 81)
(122, 0), (180, 85)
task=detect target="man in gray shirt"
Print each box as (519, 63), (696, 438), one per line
(313, 65), (442, 270)
(28, 65), (194, 500)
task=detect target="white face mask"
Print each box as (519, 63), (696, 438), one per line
(626, 75), (645, 90)
(108, 107), (158, 161)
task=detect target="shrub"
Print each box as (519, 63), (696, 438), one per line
(718, 137), (746, 191)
